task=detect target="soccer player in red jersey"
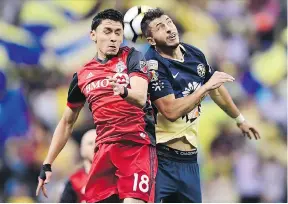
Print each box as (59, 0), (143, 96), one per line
(59, 129), (96, 203)
(36, 9), (157, 203)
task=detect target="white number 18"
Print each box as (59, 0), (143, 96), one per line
(133, 173), (149, 193)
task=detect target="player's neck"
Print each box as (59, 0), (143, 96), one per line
(96, 51), (107, 61)
(96, 51), (115, 63)
(155, 45), (183, 61)
(83, 160), (91, 174)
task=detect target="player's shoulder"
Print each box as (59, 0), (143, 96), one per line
(122, 46), (143, 59)
(145, 46), (157, 60)
(145, 46), (169, 72)
(181, 43), (205, 57)
(75, 58), (97, 77)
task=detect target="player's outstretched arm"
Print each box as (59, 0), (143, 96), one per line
(36, 106), (82, 198)
(153, 71), (235, 122)
(209, 85), (260, 140)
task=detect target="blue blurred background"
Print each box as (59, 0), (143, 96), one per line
(0, 0), (287, 202)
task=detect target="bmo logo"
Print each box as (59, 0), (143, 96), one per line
(113, 73), (129, 87)
(85, 79), (109, 93)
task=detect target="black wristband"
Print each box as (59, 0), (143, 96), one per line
(39, 164), (52, 180)
(120, 86), (128, 98)
(43, 164), (52, 172)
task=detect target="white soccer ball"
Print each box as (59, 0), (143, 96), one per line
(124, 5), (152, 42)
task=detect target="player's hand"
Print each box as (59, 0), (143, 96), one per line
(107, 76), (124, 96)
(36, 164), (52, 198)
(237, 121), (260, 140)
(205, 71), (235, 91)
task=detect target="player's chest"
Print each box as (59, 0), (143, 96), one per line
(78, 60), (130, 97)
(168, 60), (207, 96)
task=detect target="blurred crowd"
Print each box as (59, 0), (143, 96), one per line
(0, 0), (287, 202)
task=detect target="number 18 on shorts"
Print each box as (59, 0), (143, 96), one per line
(85, 143), (157, 203)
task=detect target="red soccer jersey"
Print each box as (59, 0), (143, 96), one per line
(67, 47), (155, 146)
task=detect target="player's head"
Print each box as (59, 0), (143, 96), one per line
(90, 9), (124, 57)
(141, 8), (179, 49)
(80, 129), (96, 162)
(0, 71), (6, 99)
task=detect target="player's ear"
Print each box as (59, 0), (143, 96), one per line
(146, 37), (156, 46)
(90, 30), (97, 43)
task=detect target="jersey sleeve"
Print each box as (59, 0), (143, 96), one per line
(148, 61), (174, 102)
(67, 73), (86, 108)
(200, 52), (215, 84)
(126, 48), (149, 81)
(59, 180), (78, 203)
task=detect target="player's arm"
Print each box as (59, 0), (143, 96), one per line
(151, 71), (234, 122)
(43, 106), (82, 165)
(36, 73), (85, 197)
(124, 48), (149, 108)
(108, 75), (148, 108)
(153, 87), (208, 122)
(209, 85), (240, 118)
(209, 85), (260, 139)
(124, 76), (148, 108)
(59, 180), (78, 203)
(108, 48), (149, 108)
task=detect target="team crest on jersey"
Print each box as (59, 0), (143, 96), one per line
(147, 60), (158, 70)
(115, 61), (127, 73)
(197, 64), (206, 78)
(113, 73), (129, 87)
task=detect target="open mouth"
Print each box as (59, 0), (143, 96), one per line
(168, 33), (177, 40)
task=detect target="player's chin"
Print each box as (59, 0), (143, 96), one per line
(106, 50), (118, 56)
(166, 41), (180, 49)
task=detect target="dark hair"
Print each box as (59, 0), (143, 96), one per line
(141, 8), (164, 37)
(91, 9), (124, 30)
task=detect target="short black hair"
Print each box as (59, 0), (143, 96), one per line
(141, 8), (164, 37)
(91, 9), (124, 30)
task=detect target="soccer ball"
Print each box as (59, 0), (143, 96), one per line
(124, 5), (152, 42)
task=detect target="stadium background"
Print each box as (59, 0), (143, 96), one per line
(0, 0), (286, 202)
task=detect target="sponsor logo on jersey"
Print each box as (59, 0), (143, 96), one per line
(86, 72), (94, 79)
(182, 82), (201, 96)
(182, 82), (202, 123)
(85, 79), (109, 93)
(172, 72), (179, 79)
